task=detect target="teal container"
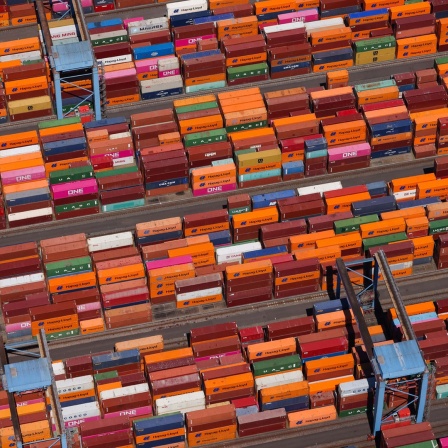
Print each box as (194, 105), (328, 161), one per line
(175, 101), (218, 115)
(185, 81), (226, 94)
(95, 165), (138, 178)
(305, 149), (328, 159)
(238, 168), (281, 182)
(362, 232), (407, 251)
(101, 198), (145, 212)
(38, 116), (81, 129)
(229, 206), (251, 216)
(45, 256), (92, 278)
(436, 383), (448, 399)
(225, 120), (268, 133)
(335, 214), (379, 234)
(354, 79), (396, 93)
(211, 158), (234, 167)
(49, 166), (94, 185)
(252, 355), (302, 377)
(184, 128), (227, 148)
(429, 218), (448, 235)
(234, 148), (257, 157)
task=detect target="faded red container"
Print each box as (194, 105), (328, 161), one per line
(190, 322), (238, 343)
(192, 335), (241, 358)
(201, 364), (251, 382)
(266, 316), (315, 340)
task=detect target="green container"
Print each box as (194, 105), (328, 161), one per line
(234, 149), (257, 157)
(38, 116), (81, 129)
(225, 120), (268, 134)
(101, 198), (145, 212)
(429, 218), (448, 235)
(305, 149), (328, 159)
(184, 128), (227, 148)
(62, 102), (93, 115)
(227, 62), (268, 80)
(436, 383), (448, 399)
(436, 56), (448, 66)
(362, 232), (407, 251)
(91, 34), (128, 47)
(335, 214), (379, 234)
(45, 256), (92, 278)
(252, 355), (302, 377)
(38, 328), (80, 341)
(23, 59), (45, 65)
(229, 206), (251, 216)
(175, 101), (219, 115)
(54, 199), (99, 214)
(49, 166), (94, 185)
(95, 165), (138, 178)
(338, 406), (368, 417)
(397, 442), (438, 448)
(94, 371), (118, 382)
(354, 79), (396, 93)
(354, 36), (396, 53)
(404, 0), (424, 3)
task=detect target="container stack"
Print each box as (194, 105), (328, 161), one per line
(326, 70), (349, 89)
(0, 130), (51, 228)
(337, 378), (371, 417)
(135, 217), (183, 248)
(227, 193), (251, 216)
(435, 233), (448, 270)
(311, 87), (356, 119)
(353, 36), (396, 66)
(175, 273), (224, 309)
(133, 414), (186, 448)
(237, 409), (287, 437)
(304, 136), (328, 178)
(231, 207), (279, 243)
(380, 422), (436, 448)
(437, 118), (448, 155)
(79, 417), (133, 448)
(191, 160), (237, 197)
(225, 260), (273, 307)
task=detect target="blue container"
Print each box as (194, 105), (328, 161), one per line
(313, 48), (353, 64)
(397, 197), (441, 209)
(6, 329), (32, 339)
(283, 161), (304, 174)
(398, 84), (415, 92)
(257, 9), (295, 20)
(181, 49), (221, 61)
(243, 245), (287, 261)
(208, 230), (232, 247)
(369, 119), (412, 138)
(84, 116), (126, 129)
(134, 413), (184, 435)
(170, 10), (212, 27)
(133, 43), (174, 60)
(87, 18), (122, 29)
(304, 137), (327, 152)
(252, 190), (295, 209)
(193, 12), (234, 24)
(236, 405), (259, 417)
(136, 435), (186, 448)
(393, 312), (438, 328)
(270, 61), (311, 73)
(413, 256), (433, 266)
(366, 181), (388, 197)
(302, 350), (348, 363)
(146, 177), (189, 191)
(59, 396), (96, 408)
(370, 147), (411, 159)
(137, 230), (183, 246)
(348, 8), (388, 22)
(435, 10), (448, 19)
(92, 349), (140, 370)
(6, 189), (51, 207)
(313, 298), (350, 315)
(141, 87), (183, 101)
(321, 5), (360, 18)
(43, 137), (87, 155)
(261, 395), (309, 412)
(352, 195), (396, 217)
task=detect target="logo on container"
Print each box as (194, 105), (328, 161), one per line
(38, 322), (44, 326)
(183, 301), (189, 306)
(106, 277), (112, 282)
(256, 352), (262, 357)
(57, 286), (63, 290)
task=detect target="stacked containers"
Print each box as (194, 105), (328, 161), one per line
(437, 117), (448, 155)
(175, 273), (224, 308)
(0, 130), (51, 227)
(79, 416), (132, 448)
(133, 413), (185, 448)
(227, 193), (252, 216)
(380, 422), (436, 448)
(231, 206), (279, 243)
(353, 36), (396, 65)
(135, 217), (183, 248)
(86, 118), (145, 212)
(337, 378), (371, 417)
(435, 233), (448, 270)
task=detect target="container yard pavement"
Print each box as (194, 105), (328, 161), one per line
(0, 157), (434, 247)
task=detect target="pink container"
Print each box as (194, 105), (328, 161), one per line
(0, 404), (10, 411)
(103, 405), (152, 419)
(278, 9), (319, 24)
(193, 183), (237, 197)
(123, 17), (144, 29)
(145, 256), (193, 271)
(135, 56), (171, 74)
(194, 350), (241, 363)
(439, 437), (448, 447)
(102, 286), (149, 301)
(16, 398), (45, 407)
(90, 149), (134, 162)
(175, 34), (215, 48)
(1, 166), (46, 185)
(271, 254), (294, 265)
(51, 179), (98, 200)
(82, 428), (131, 442)
(104, 68), (137, 80)
(76, 301), (101, 313)
(53, 2), (69, 12)
(81, 0), (92, 6)
(6, 321), (30, 333)
(65, 415), (101, 428)
(159, 68), (180, 78)
(327, 143), (371, 162)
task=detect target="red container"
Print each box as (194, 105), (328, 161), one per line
(190, 322), (238, 343)
(266, 316), (315, 340)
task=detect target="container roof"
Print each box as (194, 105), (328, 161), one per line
(4, 359), (51, 393)
(52, 42), (94, 71)
(374, 340), (425, 379)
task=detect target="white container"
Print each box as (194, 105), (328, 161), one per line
(389, 261), (413, 271)
(52, 362), (65, 376)
(166, 0), (207, 18)
(140, 75), (183, 93)
(109, 131), (132, 140)
(100, 383), (149, 401)
(176, 286), (222, 302)
(128, 17), (169, 35)
(90, 30), (128, 42)
(0, 144), (41, 158)
(158, 57), (180, 71)
(338, 379), (371, 397)
(305, 17), (344, 34)
(393, 189), (416, 201)
(61, 402), (100, 422)
(87, 231), (134, 252)
(216, 242), (261, 264)
(111, 156), (135, 167)
(8, 207), (53, 223)
(255, 370), (303, 393)
(263, 22), (305, 35)
(56, 375), (94, 395)
(0, 50), (41, 63)
(0, 273), (45, 289)
(156, 391), (205, 415)
(298, 181), (342, 197)
(98, 54), (133, 67)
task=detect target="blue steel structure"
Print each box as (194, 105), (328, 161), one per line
(35, 0), (102, 120)
(1, 330), (68, 448)
(335, 251), (430, 440)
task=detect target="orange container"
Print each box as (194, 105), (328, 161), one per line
(178, 115), (223, 135)
(191, 163), (236, 183)
(204, 372), (254, 395)
(3, 179), (47, 195)
(136, 217), (182, 238)
(136, 428), (186, 444)
(427, 202), (448, 220)
(80, 318), (105, 334)
(186, 425), (237, 447)
(417, 178), (448, 200)
(38, 123), (84, 137)
(246, 338), (296, 361)
(144, 347), (193, 366)
(315, 310), (356, 330)
(97, 264), (145, 285)
(288, 405), (337, 427)
(168, 242), (214, 259)
(59, 388), (95, 403)
(176, 293), (223, 308)
(357, 86), (399, 105)
(97, 381), (122, 396)
(21, 420), (51, 443)
(4, 76), (48, 95)
(396, 35), (437, 58)
(325, 192), (371, 213)
(226, 259), (273, 280)
(406, 216), (428, 233)
(229, 127), (275, 141)
(411, 236), (434, 258)
(312, 60), (354, 73)
(47, 272), (97, 294)
(311, 27), (352, 45)
(272, 113), (318, 129)
(217, 16), (258, 39)
(148, 263), (195, 283)
(390, 173), (436, 192)
(174, 94), (216, 108)
(389, 2), (431, 20)
(259, 381), (309, 403)
(289, 229), (336, 250)
(218, 87), (260, 101)
(274, 270), (322, 286)
(294, 245), (341, 264)
(0, 37), (40, 55)
(185, 73), (226, 87)
(253, 0), (297, 13)
(412, 108), (448, 131)
(232, 207), (278, 229)
(360, 217), (406, 238)
(363, 0), (404, 10)
(389, 301), (435, 320)
(370, 132), (413, 146)
(316, 233), (363, 251)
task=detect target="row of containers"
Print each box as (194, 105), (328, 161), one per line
(6, 0), (448, 121)
(6, 169), (448, 338)
(1, 306), (448, 448)
(5, 62), (448, 228)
